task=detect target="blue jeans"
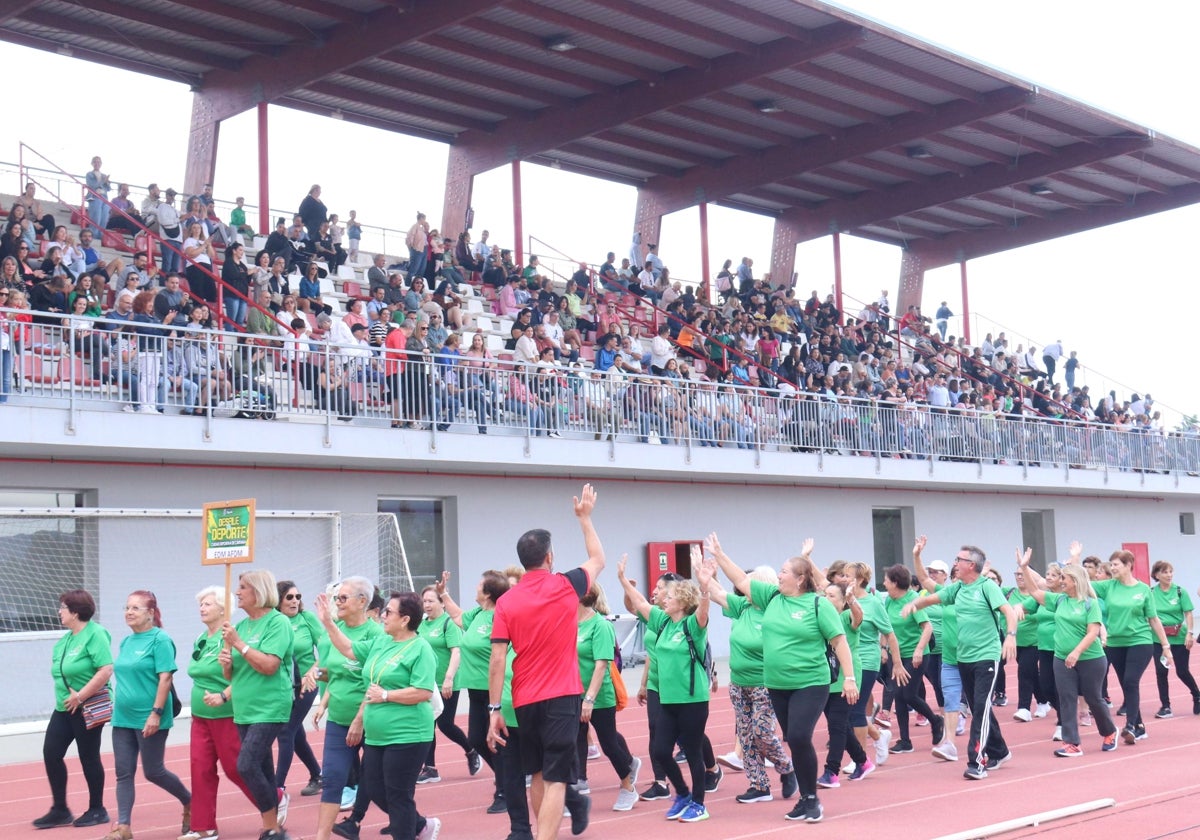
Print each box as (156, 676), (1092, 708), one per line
(88, 199), (110, 236)
(111, 726), (191, 826)
(320, 720), (363, 805)
(408, 248), (427, 281)
(236, 722), (285, 814)
(0, 348), (10, 402)
(161, 242), (182, 274)
(224, 296), (247, 327)
(276, 688), (322, 789)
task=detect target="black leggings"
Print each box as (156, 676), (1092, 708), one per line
(1107, 644), (1153, 729)
(652, 701), (709, 805)
(1015, 645), (1044, 710)
(769, 686), (827, 799)
(466, 688), (498, 775)
(1154, 643), (1200, 708)
(426, 689), (471, 768)
(499, 727), (532, 837)
(577, 706), (634, 782)
(43, 708), (106, 811)
(924, 652), (944, 708)
(362, 742), (430, 840)
(878, 658), (896, 712)
(894, 657), (937, 740)
(823, 692), (867, 775)
(1037, 650), (1059, 723)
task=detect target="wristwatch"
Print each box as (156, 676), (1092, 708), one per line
(151, 706), (165, 716)
(487, 703), (502, 712)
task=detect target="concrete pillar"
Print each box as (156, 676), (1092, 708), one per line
(184, 93), (221, 197)
(631, 188), (664, 270)
(897, 248), (925, 320)
(770, 215), (802, 288)
(441, 146), (477, 245)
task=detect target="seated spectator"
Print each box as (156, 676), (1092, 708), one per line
(343, 298), (368, 331)
(229, 196), (255, 238)
(153, 273), (190, 327)
(105, 183), (143, 234)
(432, 277), (466, 330)
(77, 229), (122, 285)
(454, 231), (481, 273)
(498, 275), (522, 316)
(298, 261), (332, 316)
(246, 288), (282, 338)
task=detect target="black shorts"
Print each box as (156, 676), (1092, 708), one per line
(514, 695), (581, 783)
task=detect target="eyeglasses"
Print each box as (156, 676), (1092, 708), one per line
(334, 594), (360, 604)
(380, 607), (395, 617)
(125, 605), (148, 612)
(284, 593), (302, 601)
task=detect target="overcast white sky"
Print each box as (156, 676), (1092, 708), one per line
(3, 0), (1198, 421)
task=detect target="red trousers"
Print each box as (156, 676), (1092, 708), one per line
(189, 715), (256, 831)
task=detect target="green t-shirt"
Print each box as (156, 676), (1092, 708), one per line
(723, 593), (766, 687)
(289, 610), (324, 674)
(638, 612), (661, 693)
(418, 612), (462, 683)
(230, 610), (295, 725)
(1092, 579), (1157, 647)
(1151, 585), (1193, 645)
(499, 646), (518, 729)
(230, 206), (246, 227)
(941, 602), (959, 666)
(1010, 590), (1039, 648)
(112, 627), (177, 730)
(457, 606), (495, 691)
(855, 594), (892, 673)
(1034, 599), (1057, 652)
(576, 612), (617, 709)
(319, 618), (385, 727)
(187, 629), (233, 720)
(354, 634), (436, 747)
(1042, 593), (1105, 661)
(646, 606), (710, 704)
(918, 588), (943, 653)
(936, 576), (1007, 663)
(885, 590), (929, 659)
(51, 621), (113, 713)
(830, 607), (861, 694)
(749, 581), (844, 690)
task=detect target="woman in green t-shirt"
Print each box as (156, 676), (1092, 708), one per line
(1017, 556), (1119, 757)
(34, 589), (113, 831)
(617, 553), (715, 824)
(818, 583), (868, 788)
(416, 582), (474, 783)
(1149, 561), (1200, 717)
(109, 590), (192, 840)
(218, 570), (295, 840)
(185, 586), (256, 840)
(323, 591), (441, 840)
(273, 580), (325, 796)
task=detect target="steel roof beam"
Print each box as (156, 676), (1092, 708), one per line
(163, 0), (313, 43)
(429, 37), (608, 94)
(450, 22), (865, 174)
(844, 46), (982, 102)
(586, 0), (757, 54)
(668, 104), (797, 147)
(707, 91), (830, 134)
(277, 96), (455, 144)
(682, 0), (811, 41)
(305, 80), (495, 132)
(0, 25), (202, 85)
(556, 142), (682, 177)
(75, 0), (278, 56)
(375, 54), (572, 107)
(796, 60), (932, 112)
(1089, 161), (1169, 193)
(592, 130), (714, 167)
(459, 18), (662, 83)
(339, 67), (525, 119)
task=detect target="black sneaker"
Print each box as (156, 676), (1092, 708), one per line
(72, 808), (109, 828)
(487, 792), (507, 814)
(1155, 706), (1173, 719)
(1121, 725), (1136, 745)
(704, 766), (723, 792)
(785, 795), (822, 823)
(930, 714), (945, 746)
(889, 739), (914, 753)
(781, 770), (798, 799)
(301, 776), (322, 796)
(640, 781), (671, 801)
(962, 765), (988, 781)
(1193, 695), (1200, 716)
(992, 692), (1008, 707)
(258, 831), (291, 840)
(567, 791), (591, 836)
(467, 749), (482, 776)
(32, 808), (73, 830)
(984, 751), (1012, 771)
(332, 817), (361, 840)
(784, 801), (807, 821)
(1117, 704), (1126, 716)
(416, 766), (441, 784)
(735, 787), (772, 803)
(673, 749), (687, 763)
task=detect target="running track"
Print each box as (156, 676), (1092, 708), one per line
(6, 663), (1198, 839)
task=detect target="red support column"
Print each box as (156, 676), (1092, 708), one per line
(512, 160), (524, 268)
(257, 102), (270, 236)
(959, 259), (971, 344)
(698, 202), (711, 304)
(832, 232), (843, 315)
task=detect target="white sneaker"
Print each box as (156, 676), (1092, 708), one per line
(931, 741), (958, 761)
(138, 405), (160, 414)
(1052, 726), (1063, 742)
(587, 744), (601, 761)
(626, 756), (642, 788)
(340, 785), (357, 810)
(874, 730), (891, 766)
(955, 716), (966, 736)
(613, 788), (638, 812)
(277, 790), (289, 826)
(716, 752), (744, 772)
(178, 832), (218, 840)
(1034, 702), (1051, 719)
(841, 761), (856, 775)
(1013, 708), (1032, 722)
(416, 816), (441, 840)
(122, 404), (137, 413)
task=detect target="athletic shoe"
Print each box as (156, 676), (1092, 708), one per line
(932, 741), (959, 762)
(704, 766), (723, 792)
(182, 806), (191, 835)
(416, 816), (441, 840)
(873, 709), (892, 728)
(626, 756), (642, 788)
(567, 791), (591, 835)
(487, 792), (507, 814)
(785, 795), (822, 823)
(1134, 724), (1148, 741)
(716, 752), (744, 772)
(962, 765), (988, 781)
(1034, 702), (1052, 719)
(301, 776), (322, 796)
(613, 788), (638, 812)
(277, 791), (289, 827)
(888, 739), (914, 754)
(640, 782), (671, 801)
(467, 749), (482, 776)
(587, 744), (601, 761)
(955, 716), (966, 736)
(1155, 706), (1173, 719)
(73, 809), (109, 828)
(816, 771), (840, 789)
(1104, 697), (1112, 708)
(1012, 708), (1032, 722)
(915, 713), (929, 727)
(985, 751), (1012, 771)
(736, 787), (772, 804)
(257, 832), (290, 840)
(1101, 732), (1118, 752)
(340, 786), (357, 811)
(673, 749), (687, 764)
(1080, 711), (1094, 727)
(874, 729), (892, 765)
(416, 765), (441, 784)
(848, 759), (876, 781)
(781, 770), (798, 799)
(573, 781), (590, 795)
(992, 692), (1008, 707)
(841, 761), (856, 775)
(1054, 744), (1083, 758)
(32, 808), (74, 829)
(331, 818), (361, 840)
(678, 801), (709, 823)
(930, 714), (945, 746)
(665, 794), (692, 820)
(1121, 725), (1136, 745)
(1193, 695), (1200, 716)
(178, 832), (218, 840)
(1117, 704), (1126, 716)
(1052, 726), (1063, 742)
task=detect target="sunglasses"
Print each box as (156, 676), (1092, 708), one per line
(284, 593), (302, 601)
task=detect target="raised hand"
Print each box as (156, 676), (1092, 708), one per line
(616, 552), (628, 579)
(1069, 540), (1083, 559)
(435, 571), (450, 597)
(800, 537), (814, 557)
(1015, 547), (1032, 569)
(913, 535), (928, 557)
(573, 483), (597, 517)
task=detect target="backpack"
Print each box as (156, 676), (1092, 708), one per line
(682, 621), (718, 695)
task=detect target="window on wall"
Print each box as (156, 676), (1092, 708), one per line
(0, 490), (92, 633)
(872, 507), (913, 586)
(1181, 513), (1196, 536)
(377, 498), (445, 593)
(1020, 510), (1057, 574)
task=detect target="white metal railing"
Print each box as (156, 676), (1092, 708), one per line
(2, 309), (1198, 474)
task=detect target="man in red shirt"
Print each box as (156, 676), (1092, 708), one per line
(489, 485), (606, 840)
